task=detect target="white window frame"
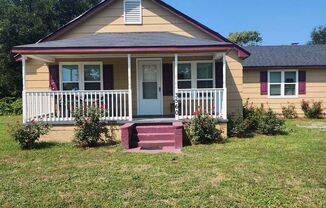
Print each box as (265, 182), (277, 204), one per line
(59, 62), (103, 91)
(124, 0), (142, 25)
(268, 69), (299, 98)
(173, 60), (215, 93)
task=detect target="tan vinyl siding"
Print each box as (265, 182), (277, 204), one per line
(58, 0), (213, 40)
(26, 59), (50, 91)
(243, 68), (326, 117)
(226, 51), (243, 115)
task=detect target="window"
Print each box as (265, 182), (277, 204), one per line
(60, 63), (103, 91)
(62, 65), (79, 91)
(268, 70), (298, 97)
(176, 61), (215, 89)
(84, 65), (101, 90)
(124, 0), (142, 24)
(197, 63), (213, 88)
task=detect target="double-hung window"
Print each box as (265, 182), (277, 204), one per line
(60, 62), (103, 91)
(268, 70), (298, 97)
(176, 61), (214, 89)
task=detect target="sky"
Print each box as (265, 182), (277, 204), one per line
(163, 0), (326, 45)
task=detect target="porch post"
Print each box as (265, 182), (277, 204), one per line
(174, 54), (179, 120)
(22, 55), (27, 123)
(128, 54), (133, 121)
(222, 53), (227, 120)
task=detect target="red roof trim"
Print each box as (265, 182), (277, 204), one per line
(12, 45), (235, 54)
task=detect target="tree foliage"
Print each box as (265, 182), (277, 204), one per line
(309, 26), (326, 45)
(228, 31), (263, 46)
(0, 0), (100, 98)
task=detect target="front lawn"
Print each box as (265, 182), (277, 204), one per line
(0, 116), (325, 207)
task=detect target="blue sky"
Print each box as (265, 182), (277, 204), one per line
(163, 0), (326, 45)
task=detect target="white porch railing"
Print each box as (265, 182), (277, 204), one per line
(177, 88), (227, 120)
(25, 90), (130, 122)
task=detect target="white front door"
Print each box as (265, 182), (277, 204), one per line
(138, 60), (163, 116)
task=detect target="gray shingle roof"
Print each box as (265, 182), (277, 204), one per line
(243, 45), (326, 68)
(14, 32), (231, 49)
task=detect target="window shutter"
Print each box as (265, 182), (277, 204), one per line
(260, 71), (268, 95)
(124, 0), (142, 24)
(163, 63), (173, 96)
(299, 71), (306, 95)
(49, 65), (59, 91)
(215, 62), (223, 88)
(103, 64), (114, 90)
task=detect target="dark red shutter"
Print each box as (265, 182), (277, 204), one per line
(163, 63), (173, 96)
(49, 65), (59, 90)
(299, 71), (306, 95)
(103, 64), (113, 90)
(260, 71), (268, 95)
(215, 62), (223, 88)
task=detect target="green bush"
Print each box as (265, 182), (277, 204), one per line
(73, 107), (111, 148)
(301, 100), (324, 119)
(227, 115), (254, 138)
(228, 101), (286, 137)
(0, 97), (22, 115)
(9, 120), (50, 149)
(187, 109), (224, 145)
(282, 104), (298, 119)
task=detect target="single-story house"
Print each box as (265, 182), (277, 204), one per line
(12, 0), (326, 150)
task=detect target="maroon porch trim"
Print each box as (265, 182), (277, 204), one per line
(12, 45), (238, 54)
(49, 65), (60, 90)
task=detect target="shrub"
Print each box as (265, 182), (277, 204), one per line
(228, 101), (286, 137)
(301, 100), (324, 119)
(9, 120), (50, 149)
(73, 107), (110, 147)
(227, 115), (254, 138)
(256, 108), (285, 135)
(187, 109), (224, 144)
(282, 104), (298, 119)
(0, 97), (22, 115)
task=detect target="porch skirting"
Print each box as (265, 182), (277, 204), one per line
(39, 122), (228, 144)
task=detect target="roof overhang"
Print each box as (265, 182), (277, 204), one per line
(12, 45), (238, 55)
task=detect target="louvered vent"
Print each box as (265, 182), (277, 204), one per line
(124, 0), (142, 24)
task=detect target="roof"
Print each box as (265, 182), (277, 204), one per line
(14, 32), (231, 49)
(13, 0), (249, 58)
(243, 45), (326, 68)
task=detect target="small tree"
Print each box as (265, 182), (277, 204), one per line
(309, 26), (326, 45)
(228, 31), (263, 46)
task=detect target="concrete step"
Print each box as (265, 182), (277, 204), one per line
(137, 133), (175, 141)
(136, 125), (175, 134)
(138, 140), (175, 148)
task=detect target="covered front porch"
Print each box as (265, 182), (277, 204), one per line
(21, 52), (227, 124)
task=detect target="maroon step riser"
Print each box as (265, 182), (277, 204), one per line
(137, 134), (175, 141)
(136, 127), (175, 134)
(138, 142), (175, 148)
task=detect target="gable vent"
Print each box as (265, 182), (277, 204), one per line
(124, 0), (142, 24)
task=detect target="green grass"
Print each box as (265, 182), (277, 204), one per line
(0, 116), (325, 207)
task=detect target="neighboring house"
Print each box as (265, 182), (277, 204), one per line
(11, 0), (326, 150)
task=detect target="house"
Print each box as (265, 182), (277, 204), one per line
(11, 0), (326, 150)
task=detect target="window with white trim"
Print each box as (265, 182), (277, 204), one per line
(124, 0), (142, 24)
(176, 61), (215, 89)
(60, 62), (103, 91)
(268, 70), (298, 97)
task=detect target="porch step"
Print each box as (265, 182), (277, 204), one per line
(137, 133), (175, 141)
(136, 126), (175, 134)
(138, 140), (175, 148)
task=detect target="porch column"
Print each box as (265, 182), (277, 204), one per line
(128, 54), (133, 121)
(22, 55), (27, 123)
(174, 54), (179, 120)
(222, 53), (227, 120)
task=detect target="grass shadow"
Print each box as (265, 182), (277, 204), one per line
(33, 141), (59, 150)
